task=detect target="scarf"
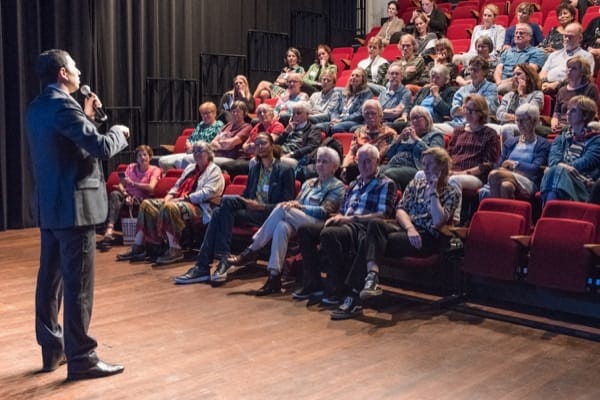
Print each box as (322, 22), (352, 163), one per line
(174, 165), (202, 198)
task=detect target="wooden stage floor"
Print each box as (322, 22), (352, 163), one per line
(1, 228), (600, 400)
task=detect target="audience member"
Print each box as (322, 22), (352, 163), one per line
(227, 147), (345, 296)
(117, 141), (225, 265)
(453, 4), (505, 66)
(541, 96), (600, 204)
(174, 133), (295, 285)
(495, 23), (545, 94)
(274, 72), (309, 125)
(253, 47), (305, 99)
(377, 1), (405, 45)
(455, 36), (497, 87)
(410, 0), (448, 38)
(210, 101), (252, 167)
(158, 102), (223, 170)
(330, 147), (460, 320)
(358, 36), (390, 95)
(293, 144), (397, 304)
(396, 34), (426, 85)
(218, 75), (255, 123)
(330, 68), (373, 133)
(302, 44), (337, 94)
(417, 38), (458, 86)
(340, 100), (397, 184)
(308, 70), (342, 132)
(503, 2), (544, 49)
(540, 4), (577, 53)
(378, 62), (412, 126)
(409, 64), (456, 124)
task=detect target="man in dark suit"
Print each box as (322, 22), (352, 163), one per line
(25, 49), (129, 380)
(174, 132), (295, 287)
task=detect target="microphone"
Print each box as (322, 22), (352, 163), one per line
(80, 85), (108, 122)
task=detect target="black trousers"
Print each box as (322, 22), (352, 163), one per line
(36, 226), (99, 367)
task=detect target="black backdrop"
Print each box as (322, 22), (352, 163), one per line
(0, 0), (358, 230)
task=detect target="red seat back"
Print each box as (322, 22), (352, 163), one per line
(478, 198), (532, 232)
(541, 200), (600, 241)
(153, 177), (178, 198)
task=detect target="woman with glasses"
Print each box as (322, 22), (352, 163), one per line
(456, 37), (497, 87)
(210, 101), (252, 167)
(382, 106), (444, 190)
(340, 100), (397, 184)
(482, 104), (550, 200)
(541, 95), (600, 203)
(273, 72), (309, 126)
(377, 1), (404, 45)
(218, 75), (255, 123)
(158, 102), (224, 171)
(357, 36), (390, 95)
(253, 47), (305, 99)
(396, 34), (425, 85)
(302, 44), (337, 95)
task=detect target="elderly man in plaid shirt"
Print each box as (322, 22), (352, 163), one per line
(293, 143), (397, 306)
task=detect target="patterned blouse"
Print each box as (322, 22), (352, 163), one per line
(398, 176), (461, 236)
(188, 120), (224, 145)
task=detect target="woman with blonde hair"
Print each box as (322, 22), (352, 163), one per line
(453, 4), (505, 65)
(218, 75), (255, 123)
(330, 68), (373, 133)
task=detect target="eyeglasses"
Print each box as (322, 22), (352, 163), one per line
(255, 140), (269, 146)
(193, 149), (205, 154)
(465, 107), (479, 113)
(410, 115), (425, 121)
(514, 31), (529, 36)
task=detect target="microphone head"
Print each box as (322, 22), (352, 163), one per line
(80, 85), (91, 96)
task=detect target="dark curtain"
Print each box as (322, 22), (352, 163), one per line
(0, 0), (356, 230)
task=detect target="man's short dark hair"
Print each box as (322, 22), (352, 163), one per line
(36, 49), (70, 87)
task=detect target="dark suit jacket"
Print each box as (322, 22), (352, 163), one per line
(276, 121), (322, 160)
(25, 86), (129, 229)
(244, 159), (295, 211)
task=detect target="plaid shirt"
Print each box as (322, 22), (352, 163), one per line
(449, 125), (500, 180)
(340, 171), (396, 217)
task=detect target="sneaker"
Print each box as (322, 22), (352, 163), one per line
(330, 296), (362, 320)
(155, 247), (184, 265)
(320, 295), (341, 306)
(360, 271), (383, 300)
(211, 259), (231, 283)
(116, 245), (146, 261)
(174, 265), (211, 284)
(291, 286), (324, 300)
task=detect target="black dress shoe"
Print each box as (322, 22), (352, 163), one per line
(227, 247), (259, 266)
(255, 275), (281, 296)
(41, 350), (66, 373)
(67, 360), (124, 381)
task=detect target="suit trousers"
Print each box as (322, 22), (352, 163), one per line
(36, 226), (99, 365)
(250, 205), (319, 274)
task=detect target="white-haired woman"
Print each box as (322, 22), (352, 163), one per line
(482, 104), (550, 200)
(227, 146), (346, 296)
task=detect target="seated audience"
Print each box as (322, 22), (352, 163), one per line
(503, 2), (544, 49)
(173, 133), (295, 285)
(377, 1), (405, 45)
(340, 100), (397, 184)
(293, 144), (397, 304)
(302, 44), (337, 94)
(551, 56), (600, 134)
(495, 23), (545, 95)
(210, 101), (252, 167)
(218, 75), (255, 123)
(482, 104), (550, 200)
(396, 34), (426, 85)
(253, 47), (305, 99)
(378, 62), (412, 125)
(159, 102), (223, 170)
(412, 13), (438, 58)
(540, 4), (577, 53)
(409, 65), (456, 124)
(492, 64), (543, 137)
(308, 71), (342, 132)
(540, 23), (594, 95)
(219, 104), (284, 178)
(100, 145), (162, 250)
(330, 147), (460, 320)
(227, 147), (345, 296)
(417, 38), (457, 86)
(455, 36), (497, 87)
(330, 68), (373, 133)
(382, 106), (445, 190)
(410, 0), (448, 38)
(358, 36), (390, 95)
(582, 15), (600, 71)
(453, 4), (505, 66)
(435, 56), (498, 134)
(273, 72), (309, 125)
(541, 96), (600, 204)
(117, 142), (225, 265)
(274, 101), (322, 170)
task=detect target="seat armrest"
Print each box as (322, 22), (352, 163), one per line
(510, 235), (531, 248)
(584, 244), (600, 257)
(448, 226), (468, 241)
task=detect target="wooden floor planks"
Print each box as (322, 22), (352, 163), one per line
(1, 228), (600, 399)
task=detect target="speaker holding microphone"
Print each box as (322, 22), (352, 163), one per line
(80, 84), (108, 122)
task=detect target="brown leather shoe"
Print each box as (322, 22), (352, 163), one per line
(227, 247), (259, 266)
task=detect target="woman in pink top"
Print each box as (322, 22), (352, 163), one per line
(100, 145), (162, 249)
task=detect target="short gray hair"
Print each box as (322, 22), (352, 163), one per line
(356, 143), (380, 160)
(430, 64), (450, 82)
(361, 99), (383, 117)
(316, 146), (341, 170)
(515, 103), (540, 124)
(192, 141), (214, 161)
(292, 100), (311, 114)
